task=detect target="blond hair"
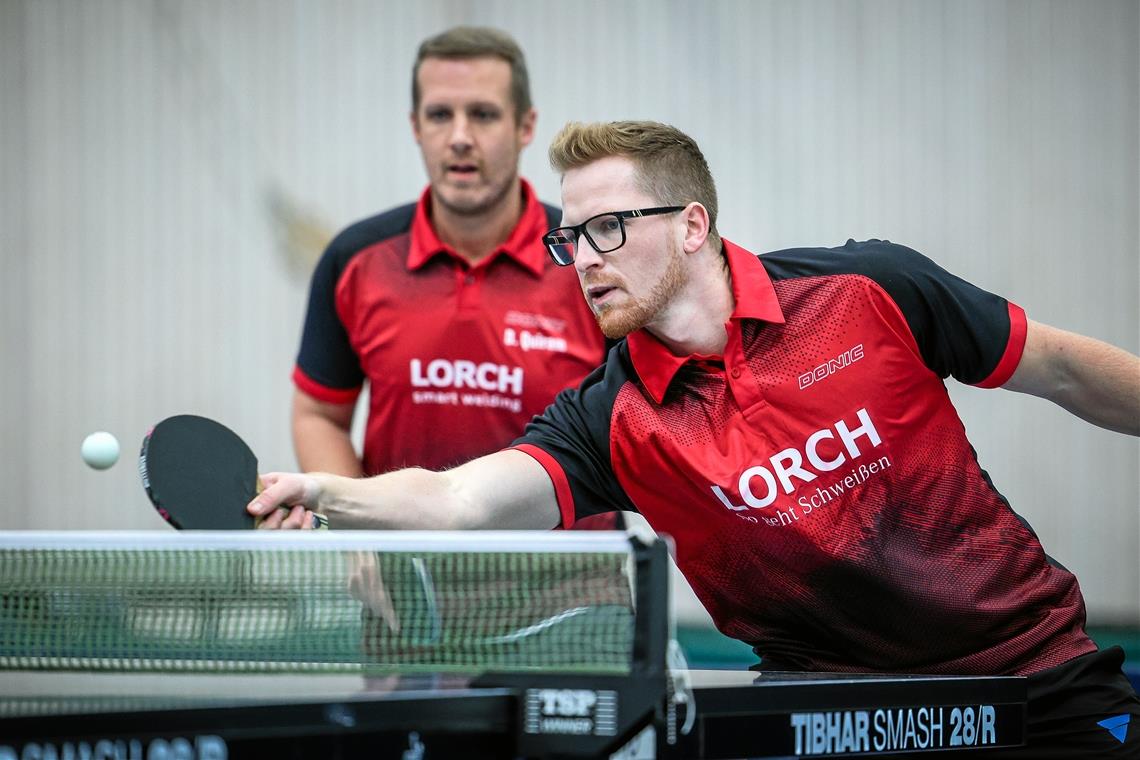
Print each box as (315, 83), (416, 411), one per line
(412, 27), (532, 121)
(549, 121), (720, 250)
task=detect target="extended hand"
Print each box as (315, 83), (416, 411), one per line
(247, 472), (322, 529)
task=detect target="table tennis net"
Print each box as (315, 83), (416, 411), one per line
(0, 533), (642, 675)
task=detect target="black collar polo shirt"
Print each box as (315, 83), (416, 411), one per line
(513, 238), (1094, 676)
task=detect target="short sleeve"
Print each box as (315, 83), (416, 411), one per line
(511, 355), (636, 527)
(841, 240), (1027, 386)
(292, 235), (366, 403)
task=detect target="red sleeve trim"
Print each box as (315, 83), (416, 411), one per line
(510, 443), (576, 529)
(292, 366), (361, 405)
(975, 302), (1027, 388)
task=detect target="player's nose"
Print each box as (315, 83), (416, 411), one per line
(573, 239), (605, 273)
(448, 115), (474, 151)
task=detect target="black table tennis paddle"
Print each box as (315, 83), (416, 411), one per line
(139, 414), (327, 530)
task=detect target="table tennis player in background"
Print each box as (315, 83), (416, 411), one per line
(257, 120), (1140, 756)
(290, 26), (617, 529)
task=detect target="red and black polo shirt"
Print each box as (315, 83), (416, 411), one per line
(294, 180), (607, 475)
(514, 238), (1095, 676)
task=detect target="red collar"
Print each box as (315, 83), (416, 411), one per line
(626, 239), (786, 403)
(406, 179), (548, 277)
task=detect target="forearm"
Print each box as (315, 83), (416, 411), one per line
(312, 467), (469, 530)
(294, 418), (363, 476)
(1005, 321), (1140, 435)
(1048, 344), (1139, 434)
(311, 451), (561, 531)
(292, 391), (364, 477)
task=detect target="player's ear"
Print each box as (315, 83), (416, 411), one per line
(681, 202), (710, 254)
(516, 107), (536, 148)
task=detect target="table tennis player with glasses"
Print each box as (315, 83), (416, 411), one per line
(0, 531), (1027, 758)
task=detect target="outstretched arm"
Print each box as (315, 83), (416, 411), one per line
(248, 449), (562, 531)
(1002, 319), (1140, 435)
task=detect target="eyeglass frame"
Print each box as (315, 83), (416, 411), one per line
(542, 206), (686, 266)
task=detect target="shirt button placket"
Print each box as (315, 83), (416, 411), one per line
(725, 328), (765, 415)
(458, 267), (481, 312)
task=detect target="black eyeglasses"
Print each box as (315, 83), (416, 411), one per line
(542, 206), (685, 266)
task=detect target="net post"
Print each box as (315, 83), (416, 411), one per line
(629, 532), (670, 677)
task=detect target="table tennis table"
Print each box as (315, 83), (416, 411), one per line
(0, 668), (1026, 758)
(0, 531), (1028, 758)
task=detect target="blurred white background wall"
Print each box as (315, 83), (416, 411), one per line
(1, 0), (1136, 625)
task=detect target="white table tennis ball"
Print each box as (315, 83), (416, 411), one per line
(81, 431), (120, 470)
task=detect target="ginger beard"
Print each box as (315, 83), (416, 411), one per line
(585, 231), (687, 340)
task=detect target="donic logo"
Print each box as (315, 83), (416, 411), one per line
(799, 344), (864, 390)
